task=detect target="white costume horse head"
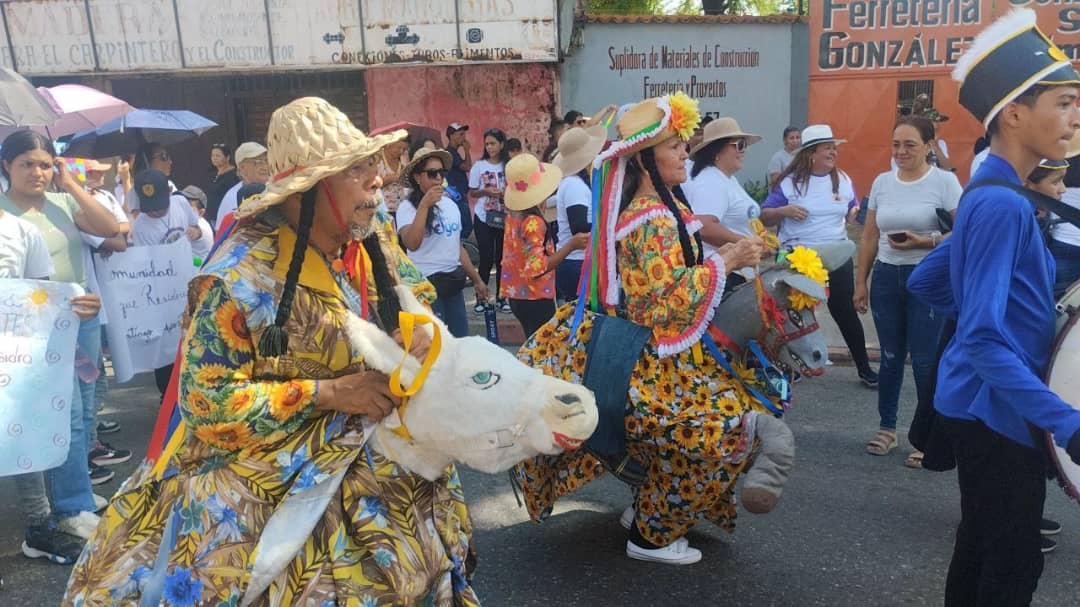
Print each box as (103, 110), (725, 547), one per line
(343, 285), (599, 481)
(712, 241), (855, 377)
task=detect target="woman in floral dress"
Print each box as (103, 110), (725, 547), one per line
(513, 93), (770, 565)
(63, 98), (481, 606)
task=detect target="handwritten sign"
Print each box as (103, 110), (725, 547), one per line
(0, 280), (83, 476)
(95, 240), (195, 382)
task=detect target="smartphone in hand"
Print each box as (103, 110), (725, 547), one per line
(887, 232), (908, 243)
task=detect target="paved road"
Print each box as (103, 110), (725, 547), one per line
(3, 366), (1078, 605)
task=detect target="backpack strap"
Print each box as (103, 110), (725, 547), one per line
(963, 179), (1080, 228)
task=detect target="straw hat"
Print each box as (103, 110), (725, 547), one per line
(608, 92), (701, 159)
(689, 117), (761, 156)
(237, 97), (406, 219)
(797, 124), (846, 152)
(400, 147), (452, 188)
(553, 125), (606, 176)
(504, 154), (562, 211)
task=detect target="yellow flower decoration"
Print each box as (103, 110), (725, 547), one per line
(786, 245), (828, 285)
(667, 91), (701, 141)
(788, 290), (820, 311)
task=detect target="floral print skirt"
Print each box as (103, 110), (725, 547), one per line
(514, 305), (772, 547)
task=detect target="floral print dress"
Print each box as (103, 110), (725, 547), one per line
(513, 195), (778, 547)
(499, 212), (555, 301)
(63, 212), (480, 607)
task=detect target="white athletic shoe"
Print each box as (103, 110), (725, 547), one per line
(625, 537), (702, 565)
(619, 506), (634, 531)
(58, 511), (100, 540)
(93, 493), (108, 513)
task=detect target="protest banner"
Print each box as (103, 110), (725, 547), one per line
(95, 239), (196, 382)
(0, 279), (83, 476)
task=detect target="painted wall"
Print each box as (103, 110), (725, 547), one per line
(560, 18), (809, 187)
(365, 62), (559, 155)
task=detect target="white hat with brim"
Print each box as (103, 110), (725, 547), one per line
(504, 154), (563, 211)
(689, 117), (762, 156)
(401, 148), (453, 188)
(797, 124), (846, 153)
(237, 97), (406, 219)
(553, 125), (606, 177)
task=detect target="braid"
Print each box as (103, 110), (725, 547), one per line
(362, 233), (403, 334)
(258, 188), (317, 357)
(641, 148), (701, 267)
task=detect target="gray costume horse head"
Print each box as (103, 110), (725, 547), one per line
(711, 241), (855, 377)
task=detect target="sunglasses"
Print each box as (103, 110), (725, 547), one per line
(729, 139), (747, 152)
(419, 168), (447, 179)
(575, 118), (588, 126)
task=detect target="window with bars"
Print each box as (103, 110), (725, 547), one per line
(897, 80), (934, 116)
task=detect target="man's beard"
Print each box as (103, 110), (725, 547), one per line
(350, 220), (377, 240)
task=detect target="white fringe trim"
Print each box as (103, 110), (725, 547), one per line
(615, 207), (672, 241)
(953, 8), (1036, 83)
(655, 255), (727, 358)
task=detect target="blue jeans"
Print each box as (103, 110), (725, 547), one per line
(555, 259), (583, 302)
(1050, 238), (1080, 300)
(44, 316), (99, 518)
(431, 289), (469, 338)
(870, 262), (943, 431)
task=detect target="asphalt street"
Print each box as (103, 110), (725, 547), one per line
(2, 366), (1078, 606)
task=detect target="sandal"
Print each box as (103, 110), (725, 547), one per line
(865, 429), (897, 456)
(904, 450), (924, 469)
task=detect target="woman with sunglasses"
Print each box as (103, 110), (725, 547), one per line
(761, 124), (879, 388)
(686, 117), (764, 293)
(128, 143), (177, 214)
(398, 148), (489, 337)
(468, 127), (510, 313)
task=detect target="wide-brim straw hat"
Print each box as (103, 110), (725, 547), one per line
(553, 125), (606, 176)
(797, 124), (846, 152)
(689, 117), (761, 156)
(400, 148), (452, 188)
(605, 92), (701, 160)
(238, 97), (406, 219)
(504, 153), (563, 211)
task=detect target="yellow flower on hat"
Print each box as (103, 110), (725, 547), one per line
(667, 91), (701, 141)
(788, 290), (819, 311)
(786, 245), (828, 285)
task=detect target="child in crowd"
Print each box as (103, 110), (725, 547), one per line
(179, 185), (215, 262)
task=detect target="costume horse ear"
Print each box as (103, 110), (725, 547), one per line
(393, 285), (449, 340)
(780, 272), (827, 301)
(810, 241), (856, 272)
(342, 313), (420, 383)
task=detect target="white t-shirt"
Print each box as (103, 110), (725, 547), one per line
(1053, 188), (1080, 247)
(767, 172), (858, 247)
(215, 181), (243, 231)
(969, 148), (990, 184)
(0, 211), (54, 279)
(468, 159), (505, 225)
(80, 188), (130, 324)
(868, 168), (961, 266)
(688, 167), (761, 258)
(395, 195), (463, 276)
(768, 149), (794, 177)
(555, 175), (592, 262)
(194, 217), (214, 259)
(132, 195), (200, 250)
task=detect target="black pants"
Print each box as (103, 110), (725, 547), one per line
(154, 364), (174, 398)
(942, 416), (1046, 607)
(474, 217), (504, 298)
(510, 298), (556, 339)
(825, 258), (871, 372)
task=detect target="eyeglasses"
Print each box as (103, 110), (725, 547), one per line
(420, 168), (447, 179)
(152, 152), (171, 161)
(729, 139), (747, 152)
(574, 118), (588, 126)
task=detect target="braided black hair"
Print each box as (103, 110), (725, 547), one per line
(639, 147), (702, 267)
(361, 233), (403, 334)
(258, 188), (317, 357)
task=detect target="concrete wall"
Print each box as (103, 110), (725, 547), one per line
(560, 17), (808, 187)
(365, 63), (559, 156)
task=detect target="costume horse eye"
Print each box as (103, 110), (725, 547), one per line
(787, 308), (804, 328)
(470, 371), (500, 389)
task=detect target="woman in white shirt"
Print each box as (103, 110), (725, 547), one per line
(761, 124), (878, 387)
(687, 117), (762, 292)
(854, 116), (961, 464)
(468, 128), (509, 313)
(551, 125), (605, 301)
(398, 148), (489, 337)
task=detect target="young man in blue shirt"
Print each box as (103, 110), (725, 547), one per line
(926, 9), (1080, 605)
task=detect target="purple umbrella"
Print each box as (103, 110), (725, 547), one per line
(35, 84), (134, 139)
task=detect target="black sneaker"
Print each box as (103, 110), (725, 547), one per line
(22, 523), (83, 565)
(1041, 518), (1062, 536)
(498, 299), (512, 314)
(1041, 536), (1057, 554)
(89, 441), (132, 466)
(96, 420), (120, 434)
(858, 368), (879, 389)
(473, 302), (485, 314)
(88, 462), (114, 485)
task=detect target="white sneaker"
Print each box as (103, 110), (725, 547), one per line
(93, 493), (108, 513)
(626, 537), (702, 565)
(58, 511), (101, 540)
(619, 506), (634, 531)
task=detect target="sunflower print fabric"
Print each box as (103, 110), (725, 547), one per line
(513, 195), (778, 547)
(63, 216), (480, 607)
(499, 212), (555, 301)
